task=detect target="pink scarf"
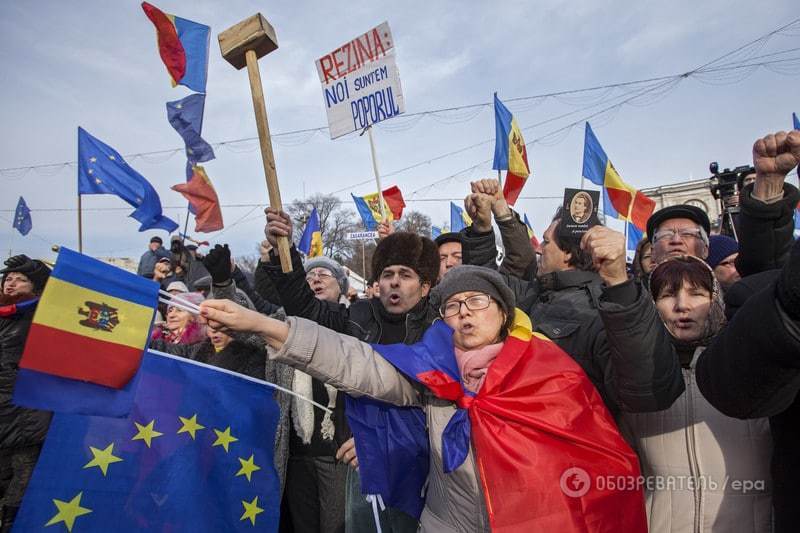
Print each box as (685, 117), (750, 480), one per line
(454, 342), (504, 393)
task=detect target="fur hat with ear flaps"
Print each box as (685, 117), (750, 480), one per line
(371, 232), (440, 286)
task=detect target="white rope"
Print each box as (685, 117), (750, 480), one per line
(365, 494), (386, 533)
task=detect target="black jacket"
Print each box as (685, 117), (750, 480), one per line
(462, 222), (684, 414)
(735, 182), (799, 278)
(0, 300), (51, 450)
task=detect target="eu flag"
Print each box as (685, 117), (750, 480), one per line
(77, 127), (178, 233)
(167, 94), (215, 166)
(13, 350), (281, 532)
(13, 196), (32, 236)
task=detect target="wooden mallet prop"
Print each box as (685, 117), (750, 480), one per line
(219, 14), (292, 272)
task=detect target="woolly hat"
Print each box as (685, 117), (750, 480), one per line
(707, 235), (739, 269)
(150, 236), (163, 244)
(433, 265), (516, 317)
(372, 232), (440, 286)
(166, 281), (190, 293)
(304, 256), (349, 295)
(0, 255), (51, 294)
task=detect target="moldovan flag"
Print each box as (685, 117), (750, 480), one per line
(450, 202), (472, 232)
(352, 186), (405, 230)
(492, 93), (531, 205)
(17, 247), (158, 391)
(298, 207), (323, 257)
(523, 214), (541, 252)
(142, 2), (210, 93)
(171, 165), (224, 232)
(582, 122), (655, 250)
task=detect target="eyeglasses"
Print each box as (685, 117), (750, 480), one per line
(440, 294), (492, 318)
(305, 270), (334, 282)
(653, 228), (703, 243)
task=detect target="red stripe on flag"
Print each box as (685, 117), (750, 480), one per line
(502, 172), (528, 206)
(141, 2), (186, 84)
(21, 323), (143, 388)
(383, 186), (406, 219)
(631, 191), (656, 231)
(605, 187), (633, 218)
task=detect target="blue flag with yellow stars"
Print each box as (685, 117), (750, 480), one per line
(13, 350), (281, 532)
(167, 93), (215, 166)
(13, 196), (32, 236)
(77, 127), (178, 233)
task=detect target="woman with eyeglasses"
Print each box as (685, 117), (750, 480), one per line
(197, 265), (647, 533)
(150, 292), (206, 345)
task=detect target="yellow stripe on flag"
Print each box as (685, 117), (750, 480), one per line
(507, 118), (530, 178)
(604, 161), (635, 196)
(34, 277), (155, 349)
(310, 231), (323, 258)
(361, 192), (394, 223)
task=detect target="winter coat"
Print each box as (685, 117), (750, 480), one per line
(459, 210), (536, 279)
(461, 221), (684, 414)
(136, 246), (171, 277)
(611, 258), (773, 532)
(0, 298), (51, 451)
(697, 255), (800, 531)
(735, 182), (799, 278)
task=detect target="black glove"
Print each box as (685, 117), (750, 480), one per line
(1, 254), (34, 274)
(777, 238), (800, 320)
(202, 244), (232, 285)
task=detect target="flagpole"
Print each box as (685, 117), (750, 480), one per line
(180, 206), (190, 247)
(365, 126), (387, 222)
(77, 194), (83, 253)
(361, 240), (367, 285)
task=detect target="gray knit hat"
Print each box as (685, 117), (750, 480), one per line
(304, 256), (349, 295)
(432, 265), (516, 319)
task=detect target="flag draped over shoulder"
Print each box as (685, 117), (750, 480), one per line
(347, 312), (647, 532)
(13, 196), (32, 236)
(141, 2), (210, 93)
(351, 186), (405, 230)
(582, 122), (655, 250)
(13, 350), (281, 532)
(492, 93), (531, 205)
(298, 207), (323, 257)
(166, 93), (215, 165)
(15, 247), (158, 400)
(78, 127), (178, 233)
(450, 202), (472, 232)
(171, 165), (224, 232)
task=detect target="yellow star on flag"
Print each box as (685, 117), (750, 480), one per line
(240, 496), (264, 526)
(212, 426), (238, 452)
(132, 420), (163, 448)
(45, 491), (92, 532)
(83, 443), (123, 476)
(236, 454), (261, 482)
(89, 156), (96, 163)
(177, 414), (205, 440)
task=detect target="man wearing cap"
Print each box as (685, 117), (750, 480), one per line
(0, 255), (52, 530)
(435, 232), (463, 282)
(646, 204), (711, 265)
(260, 208), (439, 533)
(136, 236), (171, 277)
(707, 235), (741, 292)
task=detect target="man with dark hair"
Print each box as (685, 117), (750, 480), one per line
(434, 232), (462, 282)
(460, 180), (683, 415)
(257, 208), (439, 533)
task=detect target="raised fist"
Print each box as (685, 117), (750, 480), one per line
(752, 130), (800, 200)
(580, 226), (628, 287)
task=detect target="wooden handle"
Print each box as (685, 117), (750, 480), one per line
(245, 49), (292, 273)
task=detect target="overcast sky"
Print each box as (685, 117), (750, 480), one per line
(1, 0), (798, 264)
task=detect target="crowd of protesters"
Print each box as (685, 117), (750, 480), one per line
(1, 129), (799, 532)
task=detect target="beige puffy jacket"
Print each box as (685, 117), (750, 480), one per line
(270, 316), (490, 532)
(623, 349), (773, 532)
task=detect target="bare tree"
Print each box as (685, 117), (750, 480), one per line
(396, 210), (431, 236)
(286, 194), (360, 262)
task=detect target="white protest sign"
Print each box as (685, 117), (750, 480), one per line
(346, 231), (379, 241)
(315, 22), (405, 139)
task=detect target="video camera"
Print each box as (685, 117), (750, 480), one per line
(708, 162), (755, 239)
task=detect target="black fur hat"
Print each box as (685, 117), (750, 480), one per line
(372, 232), (440, 286)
